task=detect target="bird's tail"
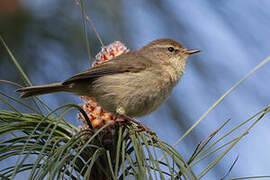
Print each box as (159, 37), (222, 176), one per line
(16, 82), (69, 98)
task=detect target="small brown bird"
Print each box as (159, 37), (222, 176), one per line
(17, 38), (200, 133)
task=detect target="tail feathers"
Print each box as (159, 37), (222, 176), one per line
(16, 83), (68, 98)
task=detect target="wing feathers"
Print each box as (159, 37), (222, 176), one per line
(63, 52), (151, 85)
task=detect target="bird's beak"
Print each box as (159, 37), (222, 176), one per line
(185, 49), (200, 55)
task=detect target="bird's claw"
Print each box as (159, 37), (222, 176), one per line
(119, 114), (157, 136)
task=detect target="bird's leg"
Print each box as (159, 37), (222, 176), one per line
(119, 114), (156, 135)
(116, 106), (156, 135)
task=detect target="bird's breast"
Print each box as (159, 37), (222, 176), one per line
(91, 69), (176, 117)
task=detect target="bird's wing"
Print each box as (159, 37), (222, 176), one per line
(63, 52), (152, 85)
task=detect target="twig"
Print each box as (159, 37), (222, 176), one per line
(220, 155), (239, 180)
(73, 0), (104, 46)
(0, 80), (23, 88)
(188, 128), (219, 164)
(199, 129), (219, 148)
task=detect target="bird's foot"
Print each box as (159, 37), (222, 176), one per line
(119, 115), (156, 136)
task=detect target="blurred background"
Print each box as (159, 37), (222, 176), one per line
(1, 0), (270, 179)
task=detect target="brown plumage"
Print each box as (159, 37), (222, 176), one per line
(17, 38), (200, 118)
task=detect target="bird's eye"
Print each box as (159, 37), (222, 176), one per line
(168, 47), (175, 52)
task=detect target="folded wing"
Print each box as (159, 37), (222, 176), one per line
(63, 52), (152, 85)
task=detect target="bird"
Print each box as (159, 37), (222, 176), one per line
(17, 38), (200, 134)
